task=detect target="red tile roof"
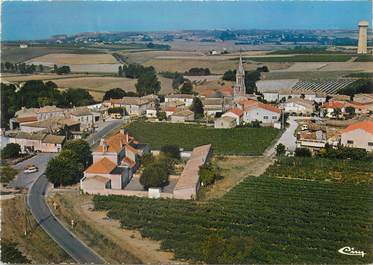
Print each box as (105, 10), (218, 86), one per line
(95, 131), (131, 153)
(16, 116), (38, 123)
(85, 157), (117, 174)
(342, 121), (373, 135)
(227, 108), (244, 117)
(257, 102), (281, 114)
(122, 157), (136, 168)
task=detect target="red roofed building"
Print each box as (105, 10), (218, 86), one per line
(341, 121), (373, 151)
(222, 108), (244, 125)
(322, 100), (368, 118)
(235, 99), (281, 126)
(81, 129), (150, 194)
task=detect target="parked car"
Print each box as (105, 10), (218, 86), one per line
(24, 165), (38, 174)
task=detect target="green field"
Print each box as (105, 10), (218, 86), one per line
(266, 157), (373, 184)
(345, 72), (373, 78)
(244, 54), (352, 62)
(94, 157), (373, 264)
(125, 121), (280, 155)
(355, 55), (373, 62)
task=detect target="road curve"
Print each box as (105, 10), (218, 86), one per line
(27, 174), (105, 264)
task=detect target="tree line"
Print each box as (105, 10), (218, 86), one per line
(1, 62), (71, 75)
(1, 81), (94, 128)
(118, 63), (161, 96)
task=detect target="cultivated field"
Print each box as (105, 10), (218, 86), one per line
(27, 53), (117, 65)
(94, 157), (373, 264)
(125, 121), (280, 155)
(245, 54), (353, 62)
(0, 73), (96, 82)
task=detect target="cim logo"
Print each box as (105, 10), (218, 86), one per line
(338, 246), (366, 257)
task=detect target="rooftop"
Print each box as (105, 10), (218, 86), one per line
(85, 157), (117, 174)
(342, 121), (373, 135)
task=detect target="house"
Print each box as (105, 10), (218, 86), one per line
(8, 132), (65, 153)
(281, 98), (314, 115)
(214, 116), (236, 129)
(103, 97), (153, 116)
(202, 98), (224, 117)
(146, 106), (157, 118)
(11, 105), (65, 130)
(321, 100), (368, 118)
(19, 117), (80, 134)
(221, 108), (243, 125)
(256, 79), (299, 102)
(340, 121), (373, 151)
(80, 130), (150, 195)
(165, 94), (194, 107)
(69, 107), (95, 129)
(353, 93), (373, 112)
(171, 110), (195, 123)
(241, 102), (281, 125)
(173, 144), (212, 200)
(296, 130), (327, 151)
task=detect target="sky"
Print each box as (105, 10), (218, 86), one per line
(2, 1), (372, 41)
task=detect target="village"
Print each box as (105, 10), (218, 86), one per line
(1, 3), (372, 263)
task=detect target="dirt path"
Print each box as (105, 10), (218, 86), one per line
(76, 197), (184, 264)
(199, 156), (274, 200)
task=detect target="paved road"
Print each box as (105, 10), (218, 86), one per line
(17, 119), (125, 264)
(265, 116), (299, 157)
(9, 153), (56, 189)
(28, 175), (105, 264)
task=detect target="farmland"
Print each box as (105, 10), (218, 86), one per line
(244, 54), (352, 62)
(94, 156), (373, 264)
(27, 53), (118, 65)
(125, 121), (280, 155)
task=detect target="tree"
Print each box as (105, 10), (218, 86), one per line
(140, 163), (169, 190)
(199, 164), (220, 186)
(190, 97), (204, 119)
(38, 64), (44, 73)
(55, 65), (71, 75)
(1, 143), (21, 159)
(345, 106), (355, 117)
(63, 139), (92, 169)
(180, 80), (193, 94)
(45, 150), (82, 186)
(62, 88), (94, 106)
(295, 147), (312, 157)
(186, 68), (211, 76)
(103, 88), (127, 100)
(160, 145), (180, 160)
(157, 111), (167, 121)
(222, 69), (236, 81)
(118, 66), (123, 77)
(275, 143), (286, 156)
(338, 79), (373, 97)
(135, 71), (161, 96)
(332, 108), (342, 118)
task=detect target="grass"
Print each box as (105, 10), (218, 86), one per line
(243, 54), (352, 62)
(27, 53), (117, 65)
(49, 192), (141, 264)
(125, 121), (280, 155)
(355, 55), (373, 62)
(0, 164), (18, 183)
(1, 196), (73, 263)
(345, 72), (373, 78)
(1, 241), (31, 264)
(94, 156), (373, 264)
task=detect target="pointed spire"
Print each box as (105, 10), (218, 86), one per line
(237, 52), (244, 75)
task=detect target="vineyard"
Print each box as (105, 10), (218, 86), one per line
(94, 157), (373, 264)
(266, 157), (373, 184)
(125, 121), (280, 155)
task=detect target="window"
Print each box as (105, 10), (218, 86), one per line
(272, 116), (277, 119)
(347, 140), (354, 144)
(263, 116), (268, 120)
(368, 142), (373, 146)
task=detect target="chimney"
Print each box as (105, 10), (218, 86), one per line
(100, 139), (108, 152)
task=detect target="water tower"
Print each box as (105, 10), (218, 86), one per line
(357, 20), (368, 54)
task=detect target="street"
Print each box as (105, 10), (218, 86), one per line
(8, 118), (125, 263)
(28, 175), (105, 264)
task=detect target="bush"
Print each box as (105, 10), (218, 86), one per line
(295, 147), (312, 157)
(1, 143), (21, 159)
(199, 164), (220, 186)
(0, 164), (18, 183)
(140, 162), (169, 190)
(160, 145), (180, 160)
(275, 143), (286, 156)
(319, 146), (368, 161)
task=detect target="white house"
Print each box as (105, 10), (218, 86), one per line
(243, 102), (281, 125)
(340, 121), (373, 151)
(281, 98), (314, 115)
(165, 94), (194, 107)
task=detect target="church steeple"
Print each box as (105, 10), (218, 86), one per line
(234, 53), (246, 98)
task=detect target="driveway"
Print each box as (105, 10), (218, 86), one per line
(265, 116), (299, 157)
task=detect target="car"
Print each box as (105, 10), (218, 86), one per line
(24, 165), (39, 174)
